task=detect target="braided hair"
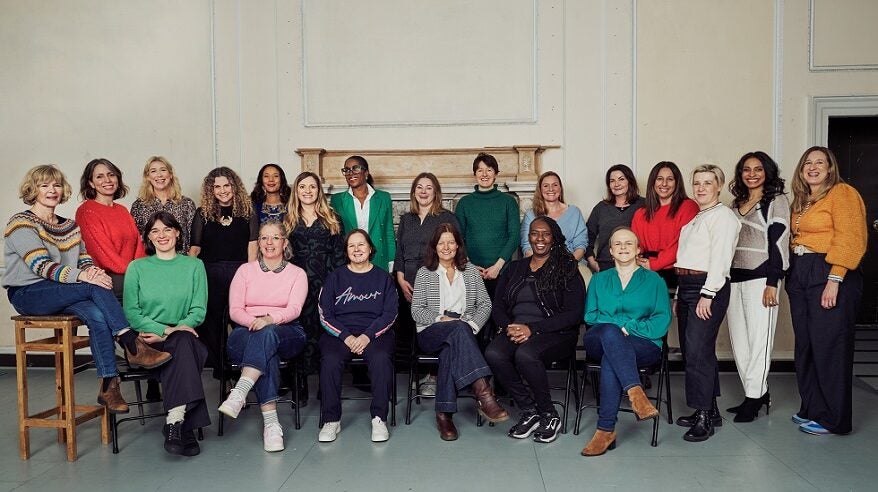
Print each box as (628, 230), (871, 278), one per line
(530, 216), (579, 304)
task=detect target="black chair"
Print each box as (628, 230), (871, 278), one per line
(404, 335), (484, 427)
(546, 354), (580, 434)
(110, 364), (203, 453)
(318, 356), (397, 428)
(573, 334), (672, 447)
(218, 357), (303, 436)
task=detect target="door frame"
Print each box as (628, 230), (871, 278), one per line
(811, 95), (878, 145)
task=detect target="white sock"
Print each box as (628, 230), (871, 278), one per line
(263, 409), (279, 427)
(231, 376), (256, 399)
(166, 405), (186, 425)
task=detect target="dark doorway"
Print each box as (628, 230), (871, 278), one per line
(828, 116), (878, 323)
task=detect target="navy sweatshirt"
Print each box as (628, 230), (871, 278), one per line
(319, 265), (397, 340)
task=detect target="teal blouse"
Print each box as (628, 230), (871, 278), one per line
(584, 266), (671, 347)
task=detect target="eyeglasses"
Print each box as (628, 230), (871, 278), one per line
(259, 235), (284, 242)
(340, 165), (367, 175)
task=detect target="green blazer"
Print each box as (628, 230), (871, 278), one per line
(330, 187), (396, 272)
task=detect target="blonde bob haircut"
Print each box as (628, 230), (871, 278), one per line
(692, 164), (726, 188)
(20, 165), (73, 206)
(138, 156), (183, 202)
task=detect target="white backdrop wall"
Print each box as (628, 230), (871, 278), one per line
(1, 0), (877, 356)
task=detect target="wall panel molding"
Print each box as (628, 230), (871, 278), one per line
(808, 0), (878, 72)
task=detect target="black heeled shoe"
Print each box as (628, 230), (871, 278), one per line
(733, 393), (770, 423)
(725, 397), (747, 414)
(683, 409), (715, 442)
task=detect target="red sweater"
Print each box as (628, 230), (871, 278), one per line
(630, 199), (699, 271)
(75, 200), (145, 274)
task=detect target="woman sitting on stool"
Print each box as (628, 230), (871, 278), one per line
(580, 227), (671, 456)
(318, 229), (398, 443)
(411, 223), (509, 441)
(123, 211), (209, 456)
(219, 220), (308, 453)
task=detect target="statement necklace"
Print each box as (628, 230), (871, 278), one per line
(220, 215), (233, 227)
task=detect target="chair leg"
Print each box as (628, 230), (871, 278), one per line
(390, 366), (397, 427)
(561, 360), (573, 434)
(111, 413), (120, 454)
(293, 361), (302, 430)
(664, 360), (673, 424)
(405, 354), (418, 425)
(134, 380), (146, 425)
(197, 428), (204, 441)
(573, 367), (588, 436)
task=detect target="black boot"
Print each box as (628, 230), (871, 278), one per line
(733, 393), (770, 423)
(683, 410), (715, 442)
(676, 400), (722, 427)
(725, 397), (747, 414)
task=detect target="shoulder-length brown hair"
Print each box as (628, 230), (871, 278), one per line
(532, 171), (566, 216)
(285, 171), (342, 235)
(643, 161), (688, 221)
(603, 164), (640, 204)
(790, 146), (843, 213)
(408, 172), (446, 215)
(80, 158), (128, 201)
(422, 222), (468, 272)
(198, 166), (253, 222)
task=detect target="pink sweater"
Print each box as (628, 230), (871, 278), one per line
(229, 261), (308, 326)
(75, 199), (145, 274)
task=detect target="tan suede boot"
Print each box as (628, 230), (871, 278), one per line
(97, 377), (129, 414)
(470, 377), (509, 423)
(581, 429), (617, 457)
(627, 385), (659, 421)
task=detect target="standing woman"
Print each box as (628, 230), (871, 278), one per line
(330, 156), (395, 272)
(189, 166), (258, 379)
(130, 156), (197, 254)
(123, 212), (210, 456)
(787, 146), (866, 436)
(251, 163), (291, 224)
(486, 216), (585, 444)
(4, 165), (170, 415)
(75, 158), (145, 298)
(725, 152), (790, 422)
(586, 164), (645, 272)
(521, 171), (588, 262)
(410, 223), (508, 441)
(286, 171), (347, 401)
(318, 230), (398, 443)
(674, 164), (740, 442)
(220, 221), (308, 452)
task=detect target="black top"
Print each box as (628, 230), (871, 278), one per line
(190, 206), (259, 262)
(510, 273), (545, 324)
(393, 210), (460, 285)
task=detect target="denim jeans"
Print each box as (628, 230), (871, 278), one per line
(226, 322), (307, 405)
(8, 280), (128, 378)
(417, 320), (492, 413)
(583, 323), (661, 431)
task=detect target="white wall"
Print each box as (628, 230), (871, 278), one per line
(1, 0), (877, 356)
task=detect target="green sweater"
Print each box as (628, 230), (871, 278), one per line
(584, 267), (671, 347)
(454, 185), (520, 268)
(123, 254), (208, 335)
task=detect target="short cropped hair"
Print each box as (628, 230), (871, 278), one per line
(19, 165), (73, 206)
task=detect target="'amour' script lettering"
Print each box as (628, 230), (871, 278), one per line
(335, 287), (382, 305)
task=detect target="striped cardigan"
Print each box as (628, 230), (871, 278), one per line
(410, 262), (491, 334)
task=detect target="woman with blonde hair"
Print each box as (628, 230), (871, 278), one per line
(190, 166), (259, 378)
(130, 156), (197, 254)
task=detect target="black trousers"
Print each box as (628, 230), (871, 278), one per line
(787, 253), (861, 434)
(199, 260), (243, 375)
(152, 331), (210, 432)
(319, 331), (395, 422)
(678, 274), (728, 410)
(485, 330), (577, 414)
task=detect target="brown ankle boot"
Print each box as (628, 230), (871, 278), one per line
(98, 377), (129, 414)
(436, 412), (459, 441)
(627, 385), (659, 421)
(470, 377), (509, 423)
(581, 429), (617, 457)
(125, 336), (172, 369)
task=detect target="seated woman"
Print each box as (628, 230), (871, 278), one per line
(318, 229), (397, 443)
(410, 223), (508, 441)
(580, 227), (671, 457)
(123, 211), (209, 456)
(486, 216), (585, 444)
(3, 165), (170, 415)
(219, 220), (308, 453)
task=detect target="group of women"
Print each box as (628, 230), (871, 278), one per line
(1, 146), (866, 458)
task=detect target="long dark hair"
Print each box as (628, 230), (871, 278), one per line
(142, 211), (184, 255)
(80, 158), (128, 200)
(423, 222), (468, 271)
(643, 161), (688, 221)
(603, 164), (640, 204)
(346, 155), (375, 187)
(250, 163), (291, 206)
(729, 151), (785, 210)
(529, 216), (578, 303)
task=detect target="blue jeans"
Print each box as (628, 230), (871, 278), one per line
(583, 323), (661, 431)
(8, 280), (128, 378)
(226, 322), (306, 405)
(417, 320), (493, 413)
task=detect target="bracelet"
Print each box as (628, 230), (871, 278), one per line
(827, 274), (843, 284)
(700, 293), (715, 300)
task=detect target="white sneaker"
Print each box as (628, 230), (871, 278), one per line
(371, 416), (390, 442)
(263, 423), (284, 452)
(218, 391), (246, 419)
(419, 374), (437, 397)
(318, 421), (341, 442)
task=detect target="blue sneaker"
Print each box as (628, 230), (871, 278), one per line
(799, 421), (832, 435)
(791, 414), (811, 425)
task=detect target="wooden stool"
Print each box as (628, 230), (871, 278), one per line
(13, 314), (109, 461)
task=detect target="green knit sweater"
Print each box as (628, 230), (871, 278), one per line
(123, 254), (208, 335)
(454, 185), (520, 268)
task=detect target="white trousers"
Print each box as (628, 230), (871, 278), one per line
(727, 278), (779, 398)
